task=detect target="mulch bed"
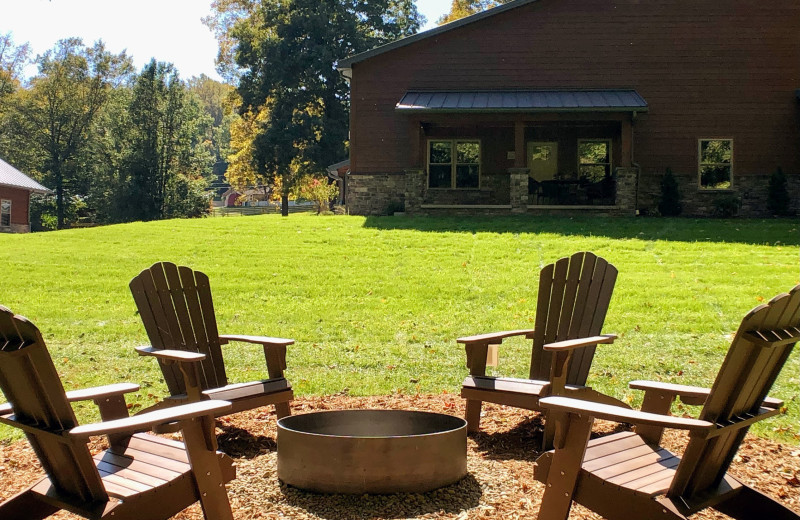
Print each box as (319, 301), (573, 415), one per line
(1, 393), (798, 519)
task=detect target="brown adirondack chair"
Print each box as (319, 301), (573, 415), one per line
(130, 261), (293, 420)
(534, 284), (800, 520)
(0, 306), (236, 520)
(459, 251), (624, 448)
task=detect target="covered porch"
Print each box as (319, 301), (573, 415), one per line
(398, 90), (647, 215)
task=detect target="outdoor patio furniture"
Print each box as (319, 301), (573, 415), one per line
(534, 284), (800, 520)
(459, 251), (626, 449)
(0, 306), (236, 520)
(130, 261), (293, 421)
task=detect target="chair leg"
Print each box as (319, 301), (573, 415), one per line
(714, 485), (800, 520)
(275, 401), (291, 419)
(538, 412), (593, 520)
(179, 415), (234, 520)
(0, 489), (59, 519)
(465, 399), (482, 432)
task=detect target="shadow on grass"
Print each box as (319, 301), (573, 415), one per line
(281, 474), (482, 520)
(362, 215), (799, 246)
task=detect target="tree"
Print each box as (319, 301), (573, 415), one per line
(7, 39), (131, 228)
(116, 60), (214, 221)
(0, 33), (31, 109)
(437, 0), (512, 25)
(210, 0), (423, 215)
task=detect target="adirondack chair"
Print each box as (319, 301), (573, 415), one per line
(130, 261), (293, 420)
(0, 306), (236, 520)
(534, 284), (800, 520)
(459, 251), (625, 448)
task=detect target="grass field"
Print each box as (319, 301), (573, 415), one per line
(1, 214), (798, 443)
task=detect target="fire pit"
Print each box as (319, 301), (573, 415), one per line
(277, 409), (467, 494)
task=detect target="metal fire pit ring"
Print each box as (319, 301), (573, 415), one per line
(277, 409), (467, 494)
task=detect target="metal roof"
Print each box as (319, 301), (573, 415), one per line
(0, 157), (51, 194)
(337, 0), (539, 70)
(395, 90), (649, 113)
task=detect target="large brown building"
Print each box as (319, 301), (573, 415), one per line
(338, 0), (800, 216)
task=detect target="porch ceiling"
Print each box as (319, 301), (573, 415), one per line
(396, 89), (648, 114)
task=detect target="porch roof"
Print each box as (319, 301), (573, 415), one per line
(396, 89), (648, 114)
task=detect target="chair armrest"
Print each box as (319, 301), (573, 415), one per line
(219, 334), (293, 379)
(135, 345), (206, 362)
(543, 334), (617, 351)
(69, 400), (232, 439)
(219, 334), (294, 347)
(629, 380), (784, 409)
(64, 383), (141, 403)
(539, 396), (714, 433)
(457, 329), (535, 345)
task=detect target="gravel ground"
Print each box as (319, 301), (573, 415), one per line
(1, 393), (798, 519)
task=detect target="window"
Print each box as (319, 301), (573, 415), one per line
(578, 140), (611, 182)
(0, 200), (9, 227)
(428, 140), (480, 189)
(699, 139), (732, 189)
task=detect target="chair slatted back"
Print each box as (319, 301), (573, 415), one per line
(529, 252), (617, 385)
(0, 306), (108, 503)
(130, 262), (228, 395)
(669, 285), (800, 500)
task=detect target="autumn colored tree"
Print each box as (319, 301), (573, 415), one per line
(208, 0), (423, 216)
(437, 0), (512, 24)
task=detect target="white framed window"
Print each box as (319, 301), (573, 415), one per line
(699, 139), (733, 189)
(0, 199), (10, 227)
(578, 139), (612, 182)
(427, 139), (480, 189)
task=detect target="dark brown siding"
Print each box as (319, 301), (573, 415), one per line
(350, 0), (800, 180)
(0, 186), (30, 227)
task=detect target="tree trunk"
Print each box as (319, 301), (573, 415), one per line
(281, 192), (289, 217)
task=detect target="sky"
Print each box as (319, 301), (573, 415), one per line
(0, 0), (453, 83)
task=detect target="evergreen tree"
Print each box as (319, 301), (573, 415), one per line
(767, 167), (792, 216)
(658, 168), (682, 216)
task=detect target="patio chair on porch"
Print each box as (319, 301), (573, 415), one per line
(130, 261), (293, 421)
(459, 251), (626, 449)
(0, 306), (236, 520)
(534, 284), (800, 520)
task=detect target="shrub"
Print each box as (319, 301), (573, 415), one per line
(767, 167), (792, 216)
(297, 176), (339, 214)
(712, 194), (741, 218)
(658, 168), (682, 216)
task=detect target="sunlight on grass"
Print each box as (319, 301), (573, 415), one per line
(0, 215), (798, 443)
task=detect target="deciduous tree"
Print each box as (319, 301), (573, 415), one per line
(209, 0), (423, 215)
(437, 0), (511, 25)
(7, 39), (131, 228)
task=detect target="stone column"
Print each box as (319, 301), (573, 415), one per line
(508, 168), (530, 213)
(404, 168), (425, 215)
(614, 167), (638, 214)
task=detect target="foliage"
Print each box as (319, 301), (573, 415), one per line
(94, 60), (214, 222)
(712, 194), (741, 218)
(3, 39), (132, 228)
(0, 33), (31, 109)
(658, 168), (682, 216)
(212, 0), (423, 215)
(0, 215), (797, 443)
(296, 176), (339, 214)
(767, 167), (792, 216)
(438, 0), (512, 24)
(187, 74), (237, 168)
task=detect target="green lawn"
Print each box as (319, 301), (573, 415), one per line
(1, 214), (798, 443)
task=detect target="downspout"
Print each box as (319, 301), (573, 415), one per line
(630, 111), (641, 215)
